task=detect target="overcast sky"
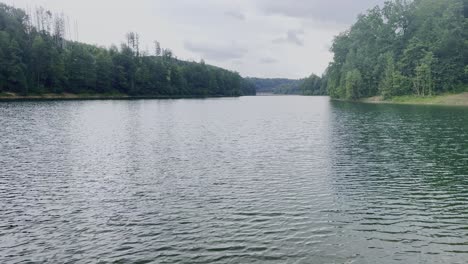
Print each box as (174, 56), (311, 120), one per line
(5, 0), (385, 78)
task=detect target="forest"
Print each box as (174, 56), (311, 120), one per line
(248, 75), (326, 96)
(325, 0), (468, 100)
(246, 78), (302, 94)
(0, 3), (256, 97)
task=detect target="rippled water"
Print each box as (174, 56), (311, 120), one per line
(1, 96), (467, 263)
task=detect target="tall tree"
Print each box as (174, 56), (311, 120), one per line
(325, 0), (467, 100)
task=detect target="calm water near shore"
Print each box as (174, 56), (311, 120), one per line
(1, 96), (467, 263)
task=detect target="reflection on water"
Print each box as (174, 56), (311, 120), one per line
(328, 102), (468, 263)
(0, 97), (467, 263)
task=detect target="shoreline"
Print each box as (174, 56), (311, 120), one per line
(353, 92), (468, 107)
(0, 93), (242, 102)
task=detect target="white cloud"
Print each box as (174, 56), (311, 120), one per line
(184, 41), (247, 61)
(259, 57), (278, 64)
(273, 29), (305, 46)
(258, 0), (386, 24)
(224, 10), (246, 21)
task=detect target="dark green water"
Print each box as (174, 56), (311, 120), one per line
(0, 96), (467, 263)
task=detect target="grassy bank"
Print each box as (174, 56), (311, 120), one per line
(0, 92), (236, 101)
(360, 92), (468, 106)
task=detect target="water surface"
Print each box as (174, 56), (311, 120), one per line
(1, 96), (467, 263)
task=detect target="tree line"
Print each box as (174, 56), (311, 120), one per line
(324, 0), (467, 100)
(246, 78), (301, 94)
(247, 76), (327, 95)
(0, 3), (256, 97)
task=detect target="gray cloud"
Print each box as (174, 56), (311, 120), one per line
(232, 59), (244, 65)
(259, 57), (278, 64)
(225, 10), (246, 20)
(273, 29), (304, 46)
(184, 41), (247, 61)
(259, 0), (386, 24)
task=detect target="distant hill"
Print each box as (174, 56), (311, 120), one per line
(245, 75), (327, 95)
(245, 78), (302, 94)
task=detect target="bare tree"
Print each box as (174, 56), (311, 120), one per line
(126, 32), (141, 56)
(162, 48), (173, 61)
(154, 41), (161, 56)
(126, 32), (135, 50)
(34, 7), (44, 32)
(25, 5), (33, 35)
(74, 20), (79, 41)
(53, 12), (66, 48)
(45, 10), (52, 34)
(135, 32), (140, 57)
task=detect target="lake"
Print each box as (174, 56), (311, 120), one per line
(1, 96), (467, 263)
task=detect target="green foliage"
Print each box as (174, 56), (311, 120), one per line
(246, 78), (302, 94)
(301, 74), (326, 95)
(413, 51), (435, 96)
(326, 0), (467, 99)
(345, 70), (362, 100)
(5, 39), (27, 94)
(240, 79), (256, 96)
(379, 52), (412, 98)
(0, 3), (254, 97)
(247, 76), (326, 96)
